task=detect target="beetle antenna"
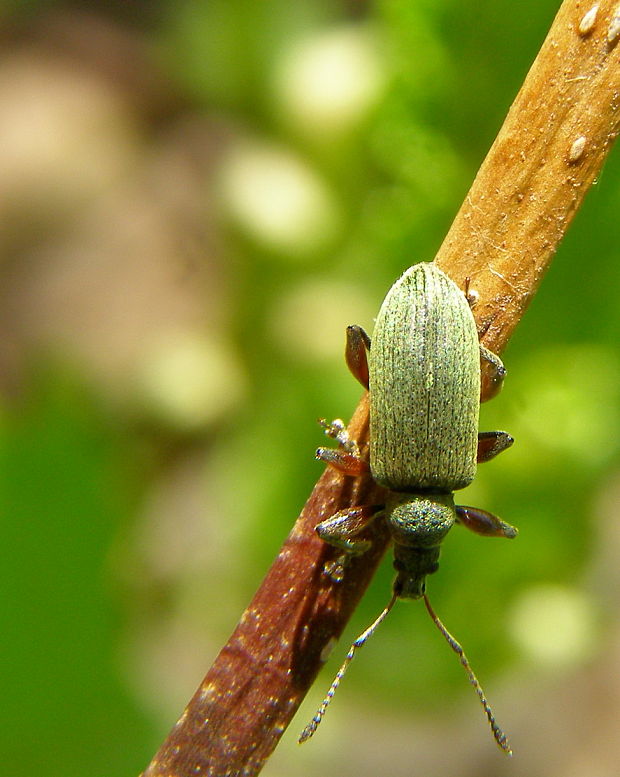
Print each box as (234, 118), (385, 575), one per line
(423, 593), (512, 755)
(299, 591), (398, 743)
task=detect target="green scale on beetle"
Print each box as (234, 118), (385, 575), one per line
(300, 262), (517, 754)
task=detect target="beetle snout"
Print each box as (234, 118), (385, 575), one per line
(393, 572), (426, 600)
(392, 544), (441, 601)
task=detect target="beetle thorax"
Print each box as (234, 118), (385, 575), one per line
(386, 492), (456, 599)
(386, 491), (455, 547)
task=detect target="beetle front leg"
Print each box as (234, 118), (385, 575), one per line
(345, 325), (371, 389)
(316, 504), (383, 554)
(317, 504), (383, 580)
(477, 431), (514, 463)
(480, 345), (506, 402)
(455, 505), (518, 538)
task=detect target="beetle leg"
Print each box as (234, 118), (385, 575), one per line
(345, 325), (371, 389)
(319, 417), (361, 456)
(316, 504), (383, 555)
(464, 276), (479, 307)
(477, 431), (514, 463)
(317, 503), (382, 582)
(316, 447), (370, 476)
(480, 345), (506, 402)
(317, 417), (369, 475)
(455, 505), (518, 538)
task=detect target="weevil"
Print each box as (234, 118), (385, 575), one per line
(300, 262), (517, 753)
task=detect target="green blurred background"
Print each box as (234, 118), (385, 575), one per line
(1, 1), (620, 775)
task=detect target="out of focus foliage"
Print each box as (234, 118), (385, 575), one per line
(2, 2), (620, 776)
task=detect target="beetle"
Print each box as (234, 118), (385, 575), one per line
(299, 262), (517, 753)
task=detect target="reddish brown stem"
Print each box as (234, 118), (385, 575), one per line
(143, 396), (388, 776)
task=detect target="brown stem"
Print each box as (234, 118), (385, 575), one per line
(142, 2), (620, 775)
(436, 0), (620, 353)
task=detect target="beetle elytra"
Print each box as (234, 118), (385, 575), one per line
(300, 263), (517, 753)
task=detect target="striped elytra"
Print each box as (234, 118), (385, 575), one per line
(369, 263), (480, 492)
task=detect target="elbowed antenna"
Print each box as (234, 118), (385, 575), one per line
(298, 592), (398, 744)
(423, 594), (512, 755)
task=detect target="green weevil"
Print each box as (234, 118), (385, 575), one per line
(300, 262), (517, 753)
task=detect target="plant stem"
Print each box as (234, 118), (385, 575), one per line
(436, 0), (620, 353)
